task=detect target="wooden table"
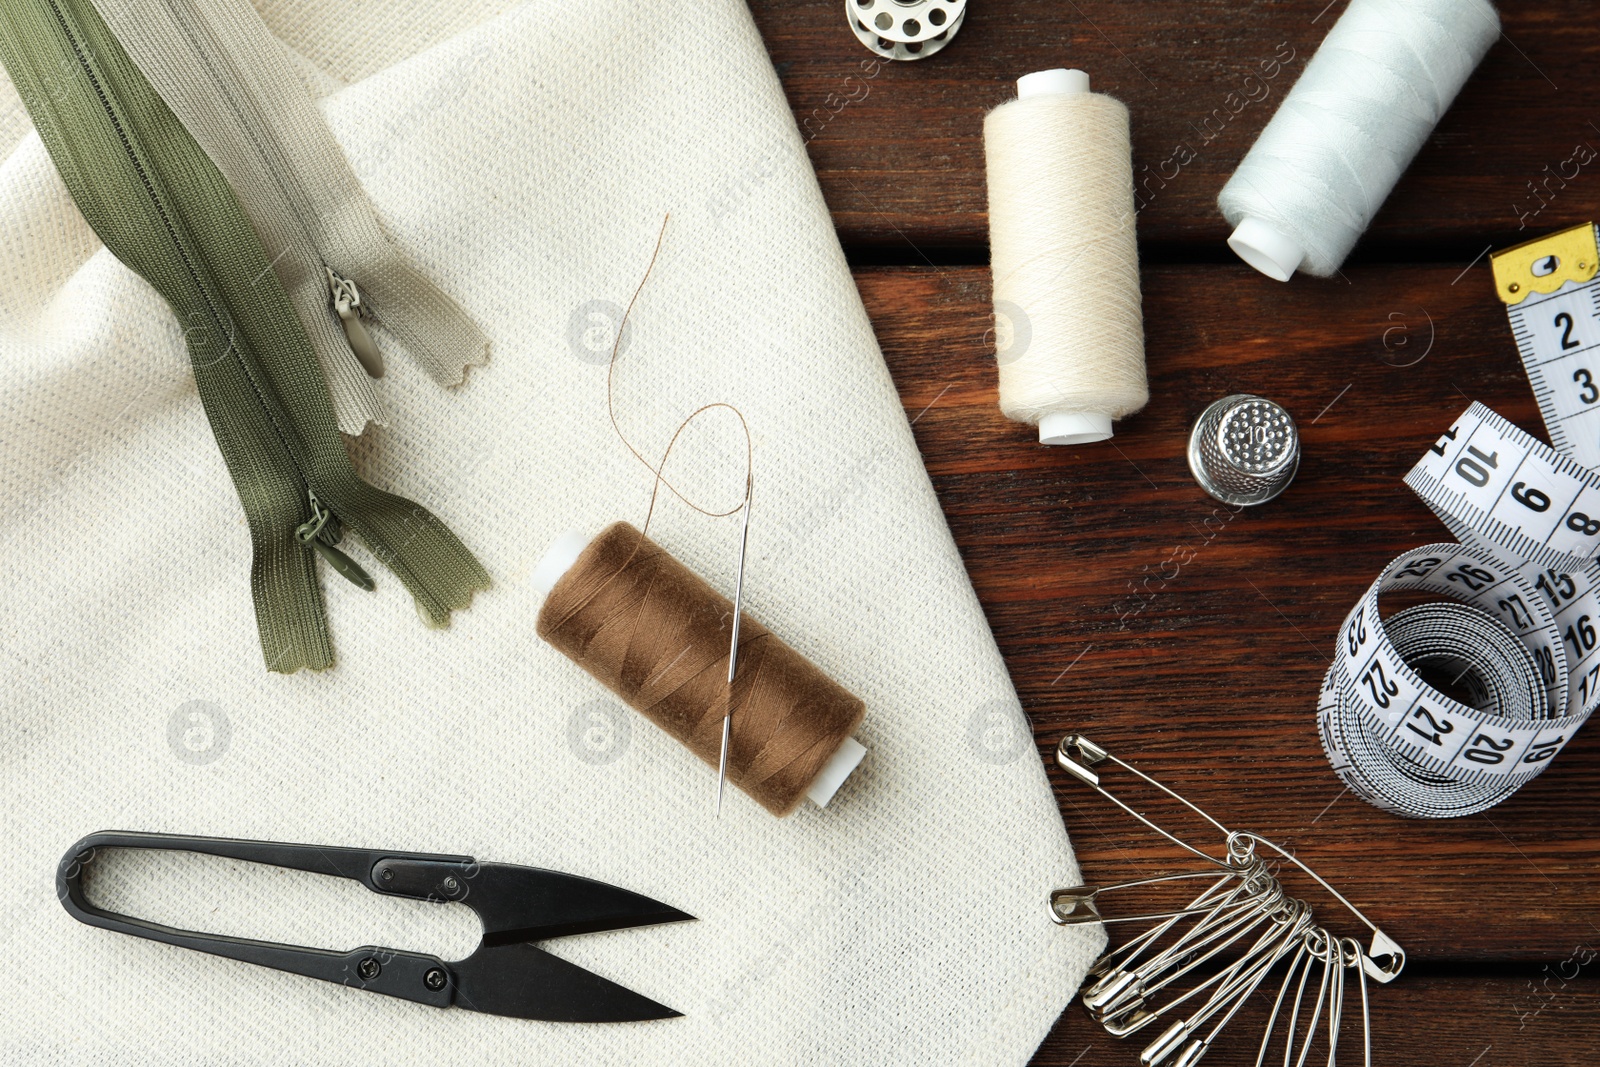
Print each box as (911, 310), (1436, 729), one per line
(749, 2), (1600, 1063)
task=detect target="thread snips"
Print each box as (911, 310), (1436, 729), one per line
(59, 831), (693, 1022)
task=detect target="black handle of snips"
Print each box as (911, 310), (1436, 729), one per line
(57, 831), (477, 1009)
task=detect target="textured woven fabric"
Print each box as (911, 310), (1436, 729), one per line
(0, 64), (28, 159)
(0, 0), (1102, 1063)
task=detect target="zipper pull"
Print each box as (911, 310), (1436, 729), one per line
(295, 491), (376, 591)
(326, 268), (385, 378)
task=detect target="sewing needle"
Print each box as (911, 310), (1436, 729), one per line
(718, 476), (753, 817)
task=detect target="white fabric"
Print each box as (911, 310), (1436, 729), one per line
(0, 1), (1102, 1064)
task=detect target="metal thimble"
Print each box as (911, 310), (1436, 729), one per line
(1187, 394), (1299, 506)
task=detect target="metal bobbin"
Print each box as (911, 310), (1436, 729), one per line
(846, 0), (967, 62)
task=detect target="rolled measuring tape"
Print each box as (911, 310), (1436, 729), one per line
(1320, 223), (1600, 815)
(1320, 397), (1600, 816)
(1317, 543), (1600, 817)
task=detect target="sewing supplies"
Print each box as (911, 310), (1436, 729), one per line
(534, 523), (868, 817)
(1314, 223), (1600, 814)
(59, 831), (693, 1022)
(717, 478), (754, 817)
(1052, 736), (1402, 1066)
(984, 69), (1148, 445)
(1186, 394), (1300, 506)
(847, 0), (965, 62)
(90, 0), (491, 434)
(546, 217), (866, 816)
(0, 0), (489, 673)
(1490, 222), (1600, 470)
(1218, 0), (1500, 281)
(1406, 402), (1600, 573)
(1317, 404), (1600, 816)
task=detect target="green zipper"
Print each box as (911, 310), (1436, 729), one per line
(0, 0), (489, 671)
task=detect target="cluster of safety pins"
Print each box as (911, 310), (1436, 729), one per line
(1050, 737), (1404, 1067)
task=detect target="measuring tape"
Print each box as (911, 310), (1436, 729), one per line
(1317, 542), (1600, 816)
(1492, 222), (1600, 470)
(1405, 401), (1600, 574)
(1318, 223), (1600, 816)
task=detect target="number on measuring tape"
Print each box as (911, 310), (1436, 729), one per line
(1405, 402), (1600, 573)
(1318, 226), (1600, 819)
(1493, 222), (1600, 468)
(1320, 544), (1590, 818)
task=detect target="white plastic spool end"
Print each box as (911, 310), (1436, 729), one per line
(1017, 68), (1090, 99)
(530, 528), (591, 597)
(1228, 217), (1304, 282)
(806, 735), (867, 808)
(1039, 411), (1114, 446)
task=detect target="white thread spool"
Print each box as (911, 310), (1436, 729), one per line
(984, 69), (1148, 445)
(1219, 0), (1500, 281)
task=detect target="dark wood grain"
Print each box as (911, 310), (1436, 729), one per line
(1032, 969), (1600, 1067)
(854, 263), (1600, 1061)
(857, 263), (1600, 960)
(774, 1), (1600, 1060)
(753, 0), (1600, 258)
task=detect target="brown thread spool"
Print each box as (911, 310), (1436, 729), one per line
(536, 522), (866, 816)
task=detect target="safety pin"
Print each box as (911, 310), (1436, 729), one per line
(1084, 863), (1275, 1013)
(1053, 734), (1401, 1066)
(1089, 887), (1290, 1030)
(1085, 873), (1246, 982)
(1053, 868), (1260, 926)
(1228, 831), (1404, 984)
(1287, 934), (1335, 1067)
(1142, 906), (1312, 1067)
(1082, 878), (1260, 1010)
(1055, 736), (1404, 984)
(1057, 735), (1232, 867)
(1096, 889), (1291, 1031)
(1266, 935), (1361, 1067)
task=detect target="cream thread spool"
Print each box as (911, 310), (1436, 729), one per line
(984, 69), (1148, 445)
(1219, 0), (1500, 281)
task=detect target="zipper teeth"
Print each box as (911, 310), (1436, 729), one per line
(46, 0), (312, 506)
(152, 0), (485, 378)
(164, 3), (380, 345)
(168, 2), (332, 286)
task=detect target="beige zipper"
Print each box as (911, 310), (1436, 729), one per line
(89, 0), (490, 434)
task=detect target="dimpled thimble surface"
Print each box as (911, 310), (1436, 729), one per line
(1187, 394), (1299, 506)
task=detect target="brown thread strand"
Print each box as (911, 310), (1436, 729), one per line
(538, 523), (865, 816)
(607, 213), (753, 534)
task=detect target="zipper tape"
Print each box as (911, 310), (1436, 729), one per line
(1317, 223), (1600, 815)
(89, 0), (491, 436)
(0, 0), (489, 672)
